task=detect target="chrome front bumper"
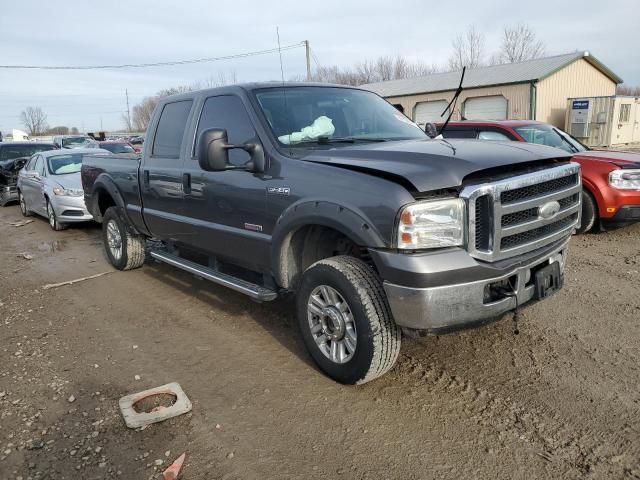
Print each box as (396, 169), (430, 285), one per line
(383, 240), (569, 333)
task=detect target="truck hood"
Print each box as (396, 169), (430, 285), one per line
(574, 150), (640, 168)
(302, 139), (570, 192)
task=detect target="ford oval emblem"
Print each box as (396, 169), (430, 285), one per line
(538, 200), (561, 220)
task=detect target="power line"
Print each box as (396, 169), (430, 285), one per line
(0, 43), (305, 70)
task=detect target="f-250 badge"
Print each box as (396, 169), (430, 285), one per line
(267, 186), (290, 196)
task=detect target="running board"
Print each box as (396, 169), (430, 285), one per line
(149, 250), (278, 301)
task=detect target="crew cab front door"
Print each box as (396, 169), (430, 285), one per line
(182, 95), (269, 269)
(141, 100), (194, 240)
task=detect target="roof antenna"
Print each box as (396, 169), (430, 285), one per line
(276, 26), (293, 154)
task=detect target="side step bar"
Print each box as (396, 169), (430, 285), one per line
(149, 250), (278, 302)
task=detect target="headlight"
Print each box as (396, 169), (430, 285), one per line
(609, 169), (640, 190)
(52, 187), (84, 197)
(397, 198), (465, 249)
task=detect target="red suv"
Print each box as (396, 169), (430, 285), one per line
(438, 121), (640, 233)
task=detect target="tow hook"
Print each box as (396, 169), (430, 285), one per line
(497, 286), (520, 335)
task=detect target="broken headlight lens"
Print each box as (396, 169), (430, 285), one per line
(53, 186), (84, 197)
(397, 198), (465, 249)
(609, 169), (640, 190)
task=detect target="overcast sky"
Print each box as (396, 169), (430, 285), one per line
(1, 0), (638, 133)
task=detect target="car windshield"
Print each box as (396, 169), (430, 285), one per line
(63, 137), (93, 147)
(254, 87), (425, 146)
(100, 143), (135, 154)
(514, 124), (588, 154)
(0, 144), (55, 161)
(47, 153), (83, 175)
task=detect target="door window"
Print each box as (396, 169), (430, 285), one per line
(440, 128), (477, 139)
(196, 95), (256, 166)
(152, 100), (193, 158)
(478, 130), (511, 141)
(34, 156), (46, 176)
(25, 155), (38, 171)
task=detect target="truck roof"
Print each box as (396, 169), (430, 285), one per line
(162, 82), (367, 102)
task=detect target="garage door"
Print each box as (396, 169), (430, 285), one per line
(463, 96), (508, 120)
(414, 100), (448, 126)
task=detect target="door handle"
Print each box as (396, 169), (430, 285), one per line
(182, 173), (191, 195)
(143, 170), (149, 187)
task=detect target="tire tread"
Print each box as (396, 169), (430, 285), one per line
(311, 256), (401, 384)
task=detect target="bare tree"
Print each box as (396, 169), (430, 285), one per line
(302, 55), (441, 86)
(617, 84), (640, 96)
(20, 106), (48, 136)
(47, 126), (69, 135)
(494, 24), (545, 64)
(448, 26), (485, 71)
(70, 127), (79, 135)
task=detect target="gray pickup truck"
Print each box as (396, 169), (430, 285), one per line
(82, 83), (581, 384)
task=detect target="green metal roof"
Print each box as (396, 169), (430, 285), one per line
(362, 51), (623, 98)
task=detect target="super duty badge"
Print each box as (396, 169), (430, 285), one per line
(267, 186), (290, 196)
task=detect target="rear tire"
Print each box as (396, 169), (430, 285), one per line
(18, 191), (31, 217)
(46, 200), (67, 231)
(296, 256), (401, 385)
(575, 189), (598, 234)
(102, 206), (146, 270)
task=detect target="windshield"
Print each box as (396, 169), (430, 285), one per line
(100, 143), (135, 154)
(0, 144), (55, 161)
(63, 137), (93, 147)
(254, 87), (425, 146)
(514, 124), (588, 153)
(47, 153), (83, 175)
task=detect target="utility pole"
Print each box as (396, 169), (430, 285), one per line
(304, 40), (311, 81)
(125, 89), (131, 132)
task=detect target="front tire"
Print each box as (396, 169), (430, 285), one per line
(46, 200), (67, 231)
(18, 191), (31, 217)
(297, 256), (401, 385)
(576, 189), (598, 234)
(102, 206), (146, 270)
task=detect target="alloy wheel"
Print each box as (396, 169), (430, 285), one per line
(106, 220), (123, 261)
(307, 285), (357, 364)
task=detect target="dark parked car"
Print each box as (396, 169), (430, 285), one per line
(0, 142), (58, 206)
(438, 120), (640, 233)
(82, 83), (581, 384)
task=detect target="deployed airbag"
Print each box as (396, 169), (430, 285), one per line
(278, 116), (335, 145)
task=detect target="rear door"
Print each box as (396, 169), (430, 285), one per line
(181, 94), (269, 268)
(30, 155), (48, 215)
(19, 155), (39, 207)
(141, 99), (194, 239)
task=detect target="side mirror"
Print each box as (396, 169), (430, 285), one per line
(424, 123), (438, 138)
(197, 128), (230, 171)
(197, 128), (265, 173)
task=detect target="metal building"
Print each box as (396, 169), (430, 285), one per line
(361, 51), (622, 129)
(566, 96), (640, 147)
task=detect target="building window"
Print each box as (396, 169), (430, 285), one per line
(619, 104), (631, 123)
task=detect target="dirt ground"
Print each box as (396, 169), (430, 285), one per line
(0, 205), (639, 480)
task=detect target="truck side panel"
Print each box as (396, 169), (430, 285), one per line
(82, 154), (149, 234)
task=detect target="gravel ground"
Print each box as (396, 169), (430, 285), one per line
(0, 205), (639, 480)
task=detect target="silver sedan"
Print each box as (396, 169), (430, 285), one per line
(17, 148), (110, 230)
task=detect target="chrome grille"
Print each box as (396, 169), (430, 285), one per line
(461, 163), (581, 262)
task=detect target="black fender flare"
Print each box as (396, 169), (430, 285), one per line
(89, 174), (143, 234)
(270, 199), (387, 287)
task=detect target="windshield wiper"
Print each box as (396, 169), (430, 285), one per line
(317, 137), (388, 144)
(437, 67), (466, 137)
